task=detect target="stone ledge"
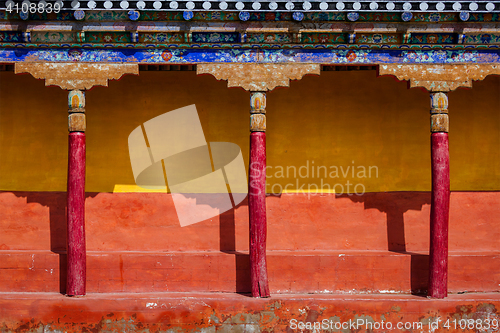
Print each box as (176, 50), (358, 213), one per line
(1, 292), (500, 332)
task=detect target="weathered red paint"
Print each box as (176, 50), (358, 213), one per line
(249, 131), (270, 298)
(2, 292), (499, 332)
(428, 132), (450, 299)
(66, 132), (86, 296)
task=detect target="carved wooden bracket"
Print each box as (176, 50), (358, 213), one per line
(15, 62), (139, 90)
(379, 64), (500, 92)
(197, 63), (320, 91)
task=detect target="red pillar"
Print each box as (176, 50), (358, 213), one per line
(249, 92), (270, 297)
(66, 90), (86, 296)
(428, 92), (450, 299)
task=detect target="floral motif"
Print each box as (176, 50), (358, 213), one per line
(429, 13), (441, 22)
(346, 50), (357, 62)
(156, 34), (167, 42)
(103, 33), (113, 42)
(161, 50), (173, 61)
(68, 49), (83, 61)
(372, 34), (383, 43)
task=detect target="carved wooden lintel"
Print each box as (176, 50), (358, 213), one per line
(379, 64), (500, 92)
(15, 62), (139, 90)
(197, 63), (320, 92)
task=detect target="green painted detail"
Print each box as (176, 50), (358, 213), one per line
(411, 13), (456, 22)
(409, 33), (456, 44)
(301, 33), (347, 44)
(357, 12), (402, 21)
(468, 13), (500, 22)
(140, 11), (184, 21)
(141, 33), (185, 43)
(465, 34), (500, 44)
(31, 32), (75, 43)
(84, 11), (129, 21)
(304, 12), (346, 21)
(86, 32), (131, 43)
(247, 33), (293, 44)
(356, 34), (400, 44)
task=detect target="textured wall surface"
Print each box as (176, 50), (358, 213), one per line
(1, 293), (500, 333)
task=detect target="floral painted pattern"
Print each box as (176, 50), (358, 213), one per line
(465, 34), (500, 44)
(0, 47), (498, 65)
(86, 32), (131, 43)
(357, 34), (400, 44)
(191, 32), (240, 43)
(301, 33), (346, 44)
(141, 33), (184, 43)
(32, 32), (75, 43)
(0, 32), (22, 42)
(409, 33), (456, 44)
(247, 33), (292, 44)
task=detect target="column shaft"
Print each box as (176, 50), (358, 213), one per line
(428, 92), (450, 299)
(249, 92), (270, 298)
(66, 90), (87, 296)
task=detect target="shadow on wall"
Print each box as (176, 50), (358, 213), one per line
(11, 191), (99, 295)
(219, 199), (251, 295)
(337, 191), (431, 295)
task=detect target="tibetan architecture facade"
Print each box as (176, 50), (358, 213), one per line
(0, 1), (499, 331)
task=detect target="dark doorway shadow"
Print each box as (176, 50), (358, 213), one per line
(219, 198), (251, 296)
(337, 191), (431, 295)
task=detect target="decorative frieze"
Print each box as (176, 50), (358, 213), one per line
(301, 33), (346, 44)
(409, 33), (456, 44)
(1, 10), (499, 23)
(356, 33), (400, 44)
(14, 62), (139, 90)
(86, 31), (131, 43)
(191, 32), (240, 43)
(1, 1), (498, 14)
(379, 64), (500, 91)
(140, 32), (184, 43)
(465, 33), (500, 44)
(197, 63), (320, 91)
(3, 48), (499, 64)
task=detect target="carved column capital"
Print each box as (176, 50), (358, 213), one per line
(379, 64), (500, 92)
(197, 63), (320, 92)
(15, 62), (139, 90)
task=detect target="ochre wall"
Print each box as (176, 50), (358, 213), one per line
(1, 70), (499, 193)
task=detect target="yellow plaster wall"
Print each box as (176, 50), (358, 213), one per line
(0, 70), (499, 193)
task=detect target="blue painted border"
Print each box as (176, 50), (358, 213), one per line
(1, 47), (499, 64)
